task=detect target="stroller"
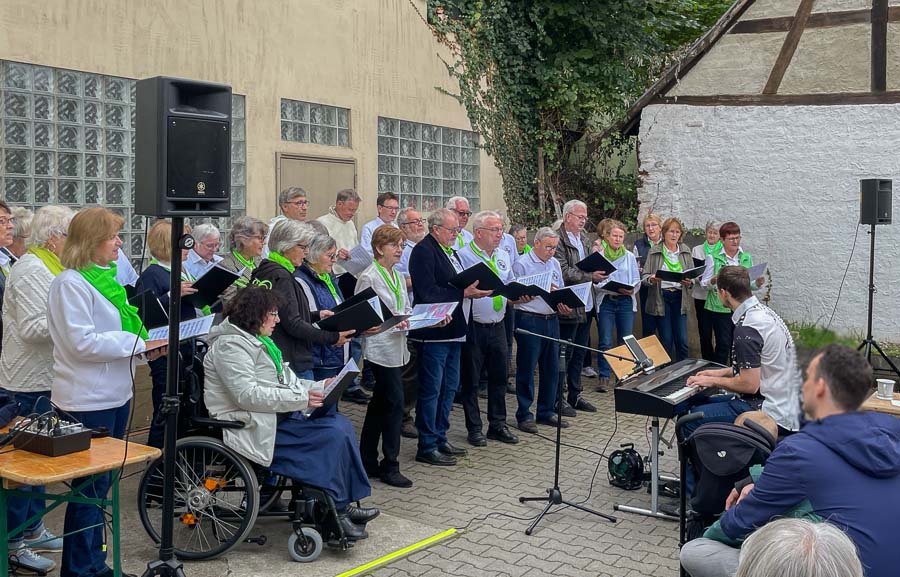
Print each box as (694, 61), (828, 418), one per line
(675, 412), (776, 549)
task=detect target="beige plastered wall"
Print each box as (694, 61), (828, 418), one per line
(0, 0), (506, 224)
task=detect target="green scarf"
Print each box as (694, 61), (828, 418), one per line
(232, 250), (256, 271)
(256, 334), (283, 377)
(28, 246), (64, 276)
(317, 271), (339, 302)
(78, 263), (149, 339)
(518, 244), (532, 256)
(661, 245), (683, 273)
(469, 241), (503, 312)
(375, 261), (403, 310)
(268, 251), (295, 273)
(603, 243), (626, 262)
(703, 240), (722, 255)
(441, 244), (455, 258)
(150, 259), (212, 315)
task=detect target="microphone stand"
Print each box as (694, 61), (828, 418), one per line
(515, 328), (638, 535)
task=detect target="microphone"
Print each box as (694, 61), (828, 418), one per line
(640, 357), (656, 375)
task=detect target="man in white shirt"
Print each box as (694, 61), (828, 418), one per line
(456, 211), (525, 447)
(184, 223), (223, 280)
(316, 188), (361, 275)
(360, 192), (400, 256)
(446, 196), (474, 250)
(396, 207), (426, 439)
(512, 227), (573, 433)
(263, 186), (309, 257)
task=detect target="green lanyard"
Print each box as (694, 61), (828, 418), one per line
(469, 241), (503, 312)
(457, 234), (465, 248)
(442, 244), (455, 258)
(232, 250), (255, 271)
(256, 334), (284, 381)
(318, 272), (339, 302)
(661, 246), (683, 272)
(703, 240), (722, 255)
(374, 261), (403, 310)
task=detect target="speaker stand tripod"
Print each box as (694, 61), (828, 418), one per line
(857, 224), (900, 378)
(516, 329), (621, 535)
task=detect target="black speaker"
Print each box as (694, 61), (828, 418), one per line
(135, 76), (232, 217)
(860, 179), (892, 225)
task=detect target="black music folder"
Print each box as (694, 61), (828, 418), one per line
(314, 297), (384, 333)
(575, 252), (617, 274)
(129, 290), (168, 330)
(305, 360), (360, 419)
(448, 262), (505, 292)
(599, 279), (641, 294)
(337, 273), (358, 298)
(332, 286), (377, 314)
(654, 265), (706, 283)
(693, 257), (706, 268)
(494, 280), (548, 301)
(183, 265), (241, 309)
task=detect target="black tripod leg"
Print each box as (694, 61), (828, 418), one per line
(561, 499), (617, 522)
(519, 495), (548, 503)
(870, 340), (900, 377)
(524, 499), (555, 536)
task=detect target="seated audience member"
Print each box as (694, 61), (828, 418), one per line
(203, 286), (377, 541)
(735, 519), (863, 577)
(135, 220), (199, 448)
(251, 220), (354, 380)
(680, 344), (900, 577)
(684, 266), (801, 438)
(49, 207), (167, 577)
(0, 205), (73, 573)
(184, 222), (223, 280)
(217, 216), (268, 306)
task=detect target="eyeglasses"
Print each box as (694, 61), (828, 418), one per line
(435, 224), (462, 235)
(200, 241), (220, 250)
(400, 218), (426, 226)
(324, 252), (337, 260)
(379, 204), (400, 211)
(284, 200), (309, 207)
(477, 226), (504, 234)
(454, 210), (473, 218)
(567, 214), (587, 222)
(0, 217), (17, 227)
(724, 236), (742, 242)
(295, 243), (309, 251)
(267, 310), (280, 318)
(382, 241), (401, 248)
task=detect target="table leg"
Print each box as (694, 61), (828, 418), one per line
(0, 484), (8, 577)
(112, 472), (122, 577)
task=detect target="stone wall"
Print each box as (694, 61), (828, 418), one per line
(637, 103), (900, 340)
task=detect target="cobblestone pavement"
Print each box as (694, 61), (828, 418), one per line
(341, 378), (684, 577)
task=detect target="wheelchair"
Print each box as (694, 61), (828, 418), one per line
(136, 343), (356, 563)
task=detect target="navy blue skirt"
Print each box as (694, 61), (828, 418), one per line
(269, 408), (371, 511)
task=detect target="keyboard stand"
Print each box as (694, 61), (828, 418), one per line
(613, 417), (679, 521)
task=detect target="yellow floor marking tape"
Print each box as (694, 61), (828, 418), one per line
(334, 528), (458, 576)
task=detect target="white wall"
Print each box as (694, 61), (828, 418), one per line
(637, 103), (900, 340)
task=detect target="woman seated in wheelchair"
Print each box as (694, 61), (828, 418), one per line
(203, 285), (378, 541)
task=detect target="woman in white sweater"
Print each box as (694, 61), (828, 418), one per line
(0, 205), (73, 573)
(48, 207), (166, 577)
(355, 225), (413, 488)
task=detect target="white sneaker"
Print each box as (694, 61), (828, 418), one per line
(581, 366), (598, 378)
(12, 544), (57, 574)
(24, 528), (64, 552)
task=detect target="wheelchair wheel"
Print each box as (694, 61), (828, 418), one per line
(288, 528), (323, 563)
(137, 436), (260, 560)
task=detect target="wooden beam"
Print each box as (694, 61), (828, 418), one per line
(764, 0), (816, 95)
(731, 9), (872, 34)
(872, 0), (889, 92)
(652, 91), (900, 106)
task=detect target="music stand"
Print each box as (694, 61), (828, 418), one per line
(514, 328), (633, 535)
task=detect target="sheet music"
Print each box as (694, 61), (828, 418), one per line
(747, 262), (767, 280)
(341, 244), (374, 277)
(303, 359), (359, 416)
(514, 271), (552, 291)
(145, 314), (215, 349)
(368, 295), (384, 321)
(566, 281), (593, 307)
(598, 279), (641, 296)
(403, 302), (459, 331)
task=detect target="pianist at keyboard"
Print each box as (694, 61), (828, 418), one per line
(681, 266), (801, 442)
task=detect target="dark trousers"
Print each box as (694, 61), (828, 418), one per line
(401, 341), (418, 425)
(515, 313), (559, 423)
(460, 321), (509, 433)
(5, 391), (50, 545)
(657, 290), (689, 362)
(639, 284), (657, 338)
(504, 305), (515, 373)
(359, 362), (404, 473)
(61, 402), (130, 577)
(582, 313), (594, 368)
(710, 310), (735, 366)
(694, 298), (715, 361)
(559, 320), (589, 405)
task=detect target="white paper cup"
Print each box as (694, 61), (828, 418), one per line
(876, 378), (895, 400)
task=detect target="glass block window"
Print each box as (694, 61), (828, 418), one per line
(280, 98), (350, 147)
(377, 117), (479, 213)
(0, 61), (247, 267)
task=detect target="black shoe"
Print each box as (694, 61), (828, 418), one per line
(438, 441), (468, 456)
(537, 415), (569, 428)
(347, 504), (380, 524)
(96, 568), (138, 577)
(400, 421), (419, 439)
(467, 431), (487, 447)
(415, 450), (457, 466)
(573, 398), (597, 413)
(517, 420), (538, 434)
(381, 469), (413, 488)
(342, 388), (371, 405)
(557, 402), (577, 418)
(487, 426), (519, 444)
(337, 513), (369, 540)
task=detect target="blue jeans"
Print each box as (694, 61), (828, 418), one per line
(559, 320), (589, 405)
(415, 342), (461, 455)
(514, 313), (560, 423)
(657, 290), (689, 363)
(597, 296), (636, 378)
(6, 391), (52, 545)
(61, 402), (131, 577)
(639, 284), (657, 338)
(293, 367), (315, 381)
